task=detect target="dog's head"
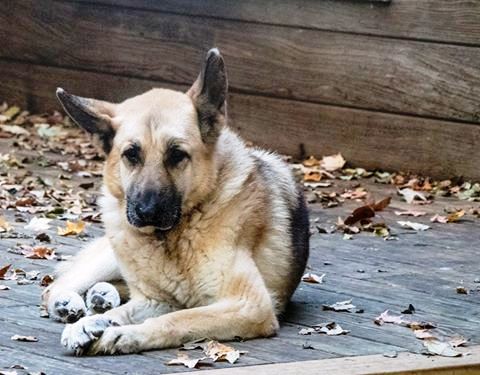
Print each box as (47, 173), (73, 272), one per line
(56, 48), (227, 233)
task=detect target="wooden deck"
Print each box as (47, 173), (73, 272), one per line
(1, 137), (480, 374)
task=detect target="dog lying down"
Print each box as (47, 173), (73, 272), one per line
(42, 48), (309, 355)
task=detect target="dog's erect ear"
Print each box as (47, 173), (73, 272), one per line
(56, 88), (117, 153)
(187, 48), (227, 144)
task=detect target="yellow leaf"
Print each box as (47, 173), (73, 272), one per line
(57, 220), (86, 236)
(302, 155), (320, 167)
(0, 216), (12, 232)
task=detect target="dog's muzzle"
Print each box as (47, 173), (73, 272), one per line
(126, 187), (182, 231)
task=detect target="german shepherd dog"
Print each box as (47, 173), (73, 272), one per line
(42, 48), (309, 355)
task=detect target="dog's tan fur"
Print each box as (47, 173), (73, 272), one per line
(43, 49), (309, 355)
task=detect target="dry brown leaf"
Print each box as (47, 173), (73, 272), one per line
(301, 272), (325, 284)
(0, 216), (12, 232)
(456, 286), (468, 294)
(302, 155), (320, 167)
(343, 197), (391, 226)
(22, 246), (56, 260)
(430, 214), (448, 224)
(446, 210), (465, 223)
(321, 153), (346, 171)
(303, 171), (322, 182)
(40, 274), (54, 287)
(204, 340), (242, 364)
(166, 353), (207, 369)
(10, 335), (38, 342)
(0, 264), (12, 279)
(57, 220), (86, 236)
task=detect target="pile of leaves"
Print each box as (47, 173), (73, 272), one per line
(375, 309), (468, 357)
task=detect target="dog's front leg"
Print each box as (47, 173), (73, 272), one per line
(61, 296), (175, 355)
(88, 252), (279, 355)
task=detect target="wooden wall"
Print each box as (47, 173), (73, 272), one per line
(1, 0), (480, 179)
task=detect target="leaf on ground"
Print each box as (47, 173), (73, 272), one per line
(321, 153), (346, 172)
(430, 214), (448, 224)
(446, 210), (465, 223)
(0, 285), (10, 290)
(401, 304), (416, 314)
(303, 171), (322, 182)
(40, 274), (54, 287)
(166, 353), (207, 369)
(203, 340), (243, 364)
(24, 217), (51, 232)
(323, 299), (356, 312)
(315, 322), (350, 336)
(302, 155), (320, 167)
(301, 272), (325, 284)
(57, 220), (85, 236)
(0, 216), (12, 232)
(423, 339), (462, 357)
(0, 264), (12, 279)
(374, 310), (404, 326)
(394, 210), (426, 217)
(414, 329), (436, 340)
(397, 221), (430, 231)
(344, 197), (391, 226)
(10, 335), (38, 342)
(22, 246), (56, 260)
(449, 336), (468, 348)
(398, 188), (427, 204)
(456, 286), (468, 294)
(0, 124), (30, 136)
(298, 328), (316, 335)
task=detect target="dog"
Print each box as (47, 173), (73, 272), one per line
(42, 48), (309, 355)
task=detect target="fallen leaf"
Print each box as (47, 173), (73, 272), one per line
(22, 246), (56, 260)
(302, 272), (325, 284)
(449, 336), (468, 348)
(383, 351), (398, 358)
(447, 210), (465, 223)
(24, 217), (51, 232)
(57, 220), (86, 236)
(374, 310), (404, 326)
(414, 329), (436, 340)
(372, 196), (392, 211)
(298, 328), (316, 335)
(0, 285), (10, 290)
(423, 339), (462, 357)
(321, 153), (346, 171)
(394, 210), (426, 217)
(302, 155), (320, 167)
(401, 304), (416, 314)
(315, 322), (350, 336)
(397, 221), (430, 231)
(456, 286), (468, 294)
(0, 216), (12, 232)
(203, 340), (243, 364)
(303, 171), (322, 182)
(430, 214), (448, 224)
(11, 335), (38, 342)
(344, 197), (391, 226)
(0, 124), (30, 136)
(40, 274), (54, 287)
(0, 264), (12, 279)
(166, 353), (207, 369)
(323, 299), (356, 312)
(398, 188), (427, 204)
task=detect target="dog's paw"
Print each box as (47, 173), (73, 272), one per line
(86, 282), (121, 315)
(48, 291), (87, 323)
(88, 325), (142, 355)
(61, 315), (118, 355)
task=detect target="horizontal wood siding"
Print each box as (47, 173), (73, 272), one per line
(1, 0), (479, 179)
(2, 60), (480, 180)
(71, 0), (480, 46)
(2, 0), (480, 123)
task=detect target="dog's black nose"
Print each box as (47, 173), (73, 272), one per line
(91, 294), (105, 307)
(135, 190), (160, 222)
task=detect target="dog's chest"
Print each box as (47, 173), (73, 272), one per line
(111, 229), (228, 308)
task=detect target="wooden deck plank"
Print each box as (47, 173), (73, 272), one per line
(3, 61), (480, 180)
(75, 0), (480, 46)
(2, 1), (480, 122)
(197, 345), (480, 375)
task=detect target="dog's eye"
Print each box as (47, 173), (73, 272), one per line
(167, 148), (189, 166)
(122, 144), (141, 165)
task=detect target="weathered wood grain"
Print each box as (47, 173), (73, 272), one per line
(1, 60), (480, 180)
(2, 1), (480, 122)
(73, 0), (480, 46)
